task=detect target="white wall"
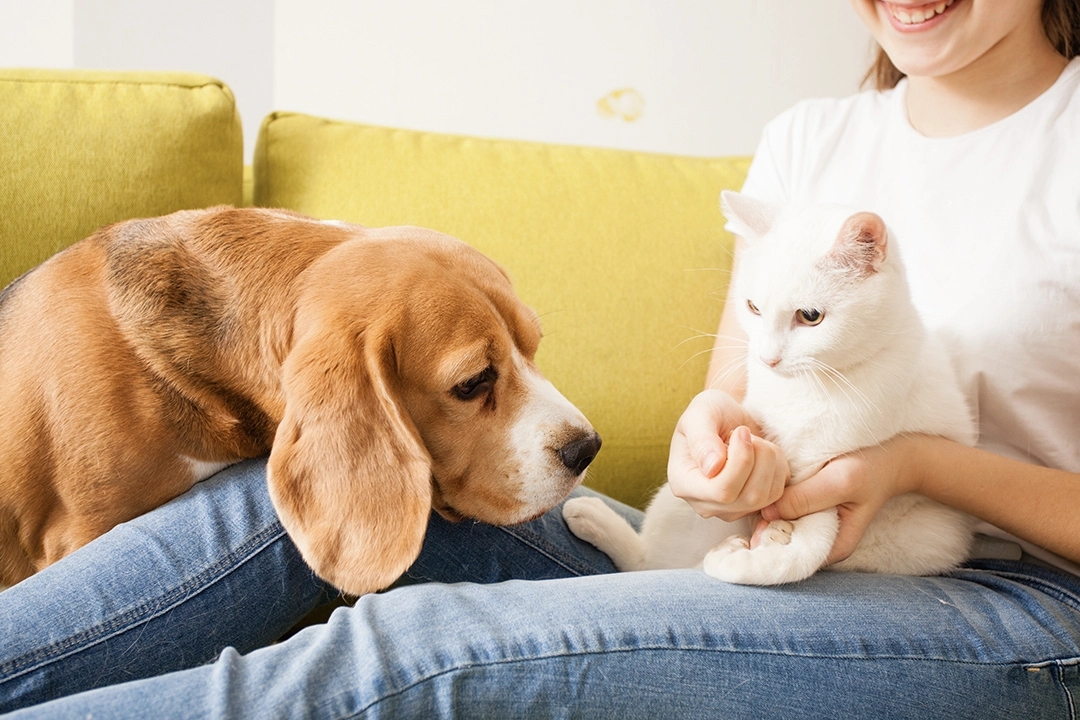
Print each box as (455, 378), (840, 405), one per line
(72, 0), (273, 162)
(0, 1), (73, 67)
(275, 1), (871, 156)
(1, 0), (872, 160)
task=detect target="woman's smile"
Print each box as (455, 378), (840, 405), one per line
(881, 0), (958, 31)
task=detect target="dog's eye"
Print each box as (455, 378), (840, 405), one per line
(452, 366), (497, 401)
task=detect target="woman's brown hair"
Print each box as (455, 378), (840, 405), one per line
(862, 0), (1080, 90)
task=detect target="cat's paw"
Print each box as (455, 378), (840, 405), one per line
(705, 511), (836, 585)
(702, 534), (768, 584)
(563, 496), (645, 572)
(702, 522), (813, 586)
(703, 542), (779, 585)
(714, 533), (750, 554)
(562, 497), (612, 547)
(755, 519), (794, 547)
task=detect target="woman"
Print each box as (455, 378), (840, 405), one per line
(678, 0), (1080, 575)
(3, 0), (1079, 716)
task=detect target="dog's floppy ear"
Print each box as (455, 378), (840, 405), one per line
(267, 318), (432, 596)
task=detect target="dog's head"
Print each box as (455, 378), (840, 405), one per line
(267, 225), (600, 596)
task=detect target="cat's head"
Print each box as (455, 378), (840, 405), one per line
(721, 190), (910, 377)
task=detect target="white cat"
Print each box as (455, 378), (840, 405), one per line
(564, 191), (978, 585)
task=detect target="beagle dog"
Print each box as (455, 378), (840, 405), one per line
(0, 207), (600, 596)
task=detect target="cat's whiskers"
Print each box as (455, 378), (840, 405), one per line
(708, 355), (748, 391)
(670, 329), (740, 374)
(678, 345), (722, 371)
(673, 329), (718, 349)
(809, 359), (883, 446)
(673, 330), (747, 353)
(812, 359), (876, 412)
(672, 331), (749, 378)
(797, 365), (831, 403)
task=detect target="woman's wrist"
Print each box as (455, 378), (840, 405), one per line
(886, 433), (937, 498)
(892, 433), (970, 501)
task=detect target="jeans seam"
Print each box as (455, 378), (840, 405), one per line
(962, 565), (1080, 613)
(345, 645), (1050, 717)
(493, 524), (600, 577)
(1056, 662), (1077, 720)
(0, 522), (287, 681)
(1014, 576), (1080, 613)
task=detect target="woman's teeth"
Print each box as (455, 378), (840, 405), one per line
(888, 0), (954, 24)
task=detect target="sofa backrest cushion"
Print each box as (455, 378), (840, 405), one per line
(0, 69), (243, 288)
(254, 111), (748, 508)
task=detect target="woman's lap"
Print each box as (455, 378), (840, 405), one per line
(10, 564), (1080, 719)
(0, 460), (623, 713)
(3, 460), (1080, 718)
(0, 460), (331, 711)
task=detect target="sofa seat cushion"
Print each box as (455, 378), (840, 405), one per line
(254, 112), (748, 508)
(0, 69), (243, 287)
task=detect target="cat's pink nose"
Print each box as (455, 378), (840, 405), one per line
(760, 355), (781, 368)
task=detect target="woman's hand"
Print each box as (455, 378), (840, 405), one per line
(759, 436), (917, 564)
(667, 389), (790, 522)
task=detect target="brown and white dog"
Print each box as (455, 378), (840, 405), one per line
(0, 206), (600, 595)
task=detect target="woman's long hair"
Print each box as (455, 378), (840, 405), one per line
(863, 0), (1080, 89)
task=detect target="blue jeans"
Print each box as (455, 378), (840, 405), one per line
(2, 459), (1079, 718)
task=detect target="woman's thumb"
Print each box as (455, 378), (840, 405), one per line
(761, 481), (818, 521)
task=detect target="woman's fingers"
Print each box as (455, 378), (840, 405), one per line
(677, 390), (741, 477)
(827, 504), (877, 564)
(762, 459), (858, 521)
(671, 428), (790, 521)
(760, 450), (904, 565)
(707, 429), (787, 515)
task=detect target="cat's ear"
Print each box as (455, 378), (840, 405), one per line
(829, 211), (888, 275)
(720, 191), (781, 240)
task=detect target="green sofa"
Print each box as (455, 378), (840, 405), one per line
(0, 68), (748, 511)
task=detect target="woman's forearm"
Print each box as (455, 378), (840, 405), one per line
(705, 242), (749, 400)
(909, 435), (1080, 564)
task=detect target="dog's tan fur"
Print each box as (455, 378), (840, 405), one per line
(0, 207), (599, 595)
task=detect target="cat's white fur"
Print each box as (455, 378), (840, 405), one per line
(565, 191), (978, 585)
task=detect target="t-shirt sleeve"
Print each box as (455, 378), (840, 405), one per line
(738, 106), (797, 206)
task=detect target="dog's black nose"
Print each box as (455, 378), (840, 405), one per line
(558, 431), (602, 475)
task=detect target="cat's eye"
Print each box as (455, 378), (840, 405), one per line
(746, 299), (760, 315)
(796, 308), (824, 326)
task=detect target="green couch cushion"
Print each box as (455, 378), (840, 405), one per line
(0, 69), (243, 287)
(255, 112), (749, 508)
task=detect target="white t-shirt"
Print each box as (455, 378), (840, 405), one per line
(740, 57), (1080, 573)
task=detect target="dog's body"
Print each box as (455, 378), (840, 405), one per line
(0, 207), (600, 595)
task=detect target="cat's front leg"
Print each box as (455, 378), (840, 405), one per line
(702, 508), (839, 585)
(563, 497), (647, 572)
